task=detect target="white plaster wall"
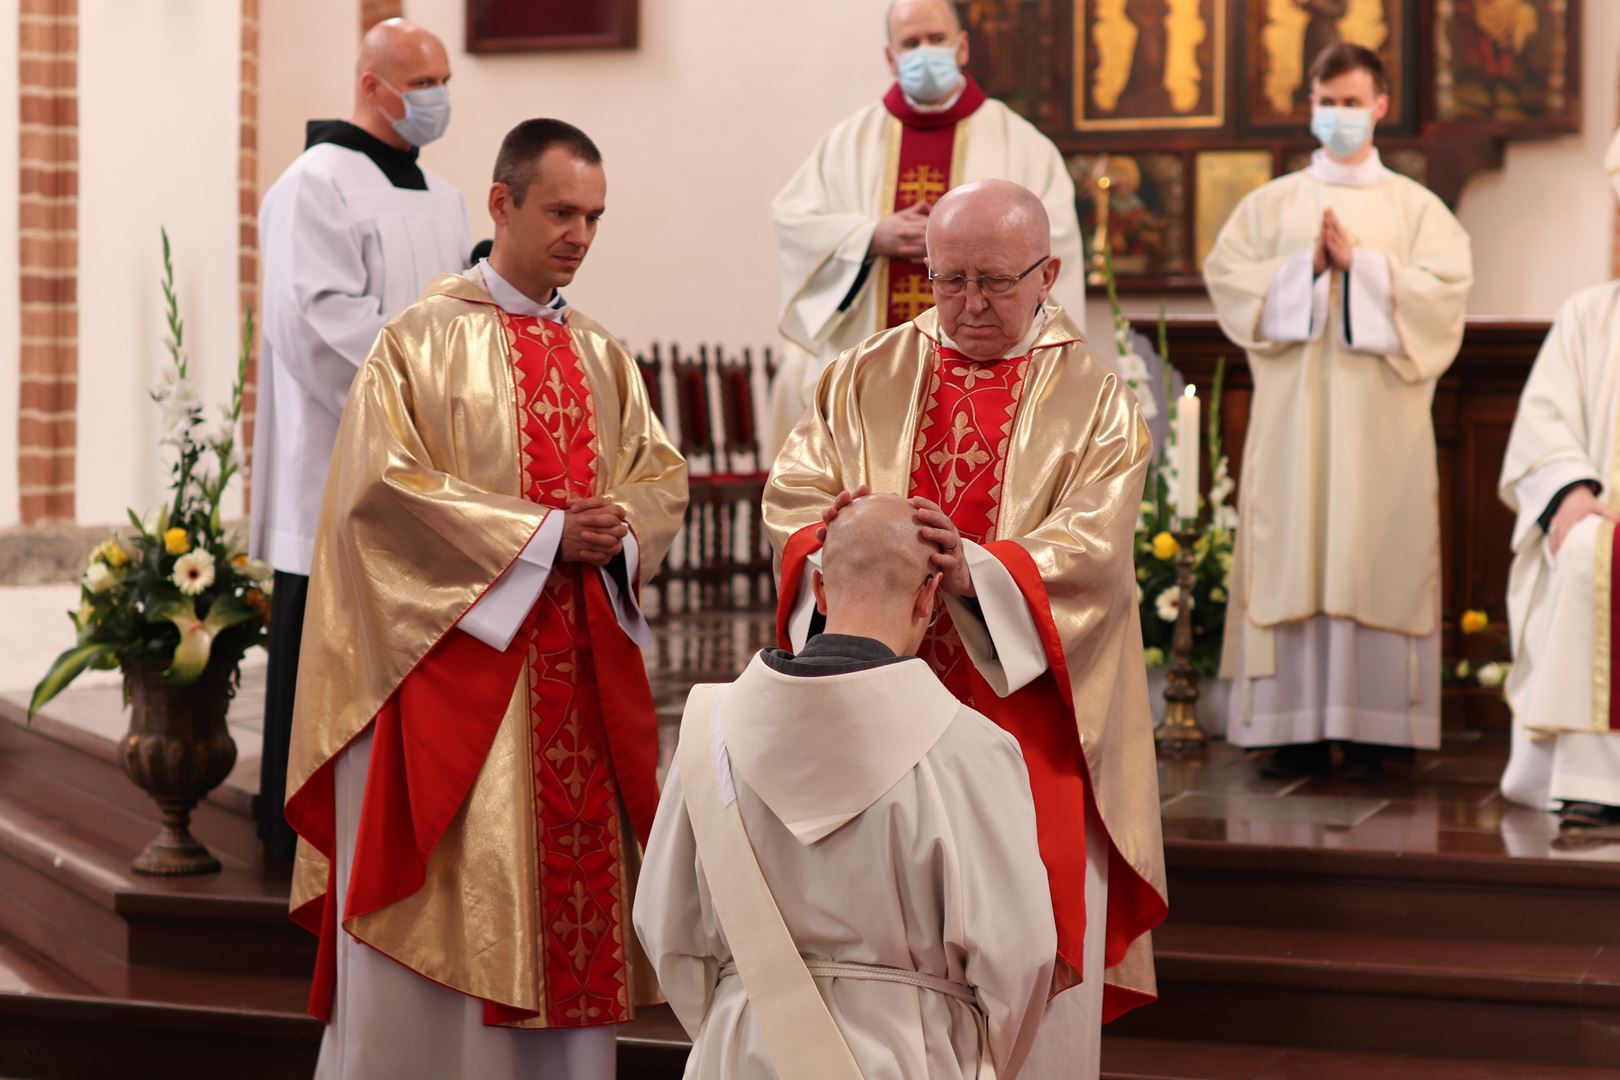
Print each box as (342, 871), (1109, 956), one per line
(252, 1), (1618, 346)
(76, 1), (243, 527)
(0, 7), (19, 526)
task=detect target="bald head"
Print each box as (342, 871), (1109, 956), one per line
(925, 180), (1060, 360)
(820, 494), (938, 612)
(887, 0), (961, 42)
(929, 179), (1050, 261)
(353, 20), (451, 149)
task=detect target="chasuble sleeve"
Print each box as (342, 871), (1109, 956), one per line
(1203, 188), (1303, 358)
(1500, 296), (1603, 547)
(1377, 190), (1472, 384)
(772, 141), (881, 354)
(287, 316), (549, 803)
(584, 331), (689, 585)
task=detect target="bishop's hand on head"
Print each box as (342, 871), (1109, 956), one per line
(910, 496), (975, 597)
(816, 485), (872, 543)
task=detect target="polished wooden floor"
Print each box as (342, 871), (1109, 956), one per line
(1, 610), (1616, 1078)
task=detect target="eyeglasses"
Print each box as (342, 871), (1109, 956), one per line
(928, 256), (1049, 298)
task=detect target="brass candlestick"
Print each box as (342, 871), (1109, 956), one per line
(1086, 169), (1112, 288)
(1155, 527), (1209, 758)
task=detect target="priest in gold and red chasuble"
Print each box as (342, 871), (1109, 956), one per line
(283, 119), (687, 1079)
(766, 0), (1085, 455)
(765, 180), (1165, 1080)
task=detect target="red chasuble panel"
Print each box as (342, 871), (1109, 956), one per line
(907, 346), (1094, 991)
(508, 313), (641, 1027)
(879, 79), (987, 330)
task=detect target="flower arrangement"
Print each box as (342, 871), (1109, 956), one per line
(1450, 608), (1511, 690)
(1101, 249), (1237, 677)
(29, 230), (270, 716)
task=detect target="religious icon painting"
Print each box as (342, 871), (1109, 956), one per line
(1068, 152), (1188, 279)
(1194, 150), (1273, 268)
(955, 0), (1064, 131)
(1246, 0), (1405, 128)
(465, 0), (638, 52)
(1434, 0), (1576, 128)
(1072, 0), (1228, 131)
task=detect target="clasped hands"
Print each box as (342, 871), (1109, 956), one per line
(871, 200), (932, 260)
(562, 495), (628, 567)
(1313, 208), (1354, 277)
(819, 486), (976, 598)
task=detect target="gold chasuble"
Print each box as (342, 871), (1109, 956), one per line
(285, 273), (687, 1029)
(764, 309), (1167, 1019)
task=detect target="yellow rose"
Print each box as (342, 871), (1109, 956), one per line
(1460, 609), (1489, 635)
(91, 539), (129, 567)
(163, 528), (191, 556)
(1152, 532), (1180, 561)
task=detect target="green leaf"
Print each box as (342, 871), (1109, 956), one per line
(155, 594), (256, 683)
(29, 641), (117, 718)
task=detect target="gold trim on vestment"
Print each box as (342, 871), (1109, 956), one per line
(875, 117), (905, 335)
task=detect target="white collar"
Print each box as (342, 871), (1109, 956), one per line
(936, 303), (1055, 360)
(718, 654), (962, 844)
(473, 259), (569, 322)
(903, 82), (966, 113)
(1305, 147), (1396, 188)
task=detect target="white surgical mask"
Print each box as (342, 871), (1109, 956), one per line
(376, 77), (451, 148)
(896, 44), (962, 103)
(1310, 106), (1374, 159)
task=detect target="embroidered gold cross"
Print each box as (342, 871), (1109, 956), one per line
(950, 362), (998, 391)
(543, 711), (599, 801)
(927, 410), (992, 502)
(553, 880), (608, 972)
(890, 273), (936, 322)
(530, 367), (584, 434)
(897, 165), (947, 207)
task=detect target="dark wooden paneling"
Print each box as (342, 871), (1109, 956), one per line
(1159, 316), (1547, 730)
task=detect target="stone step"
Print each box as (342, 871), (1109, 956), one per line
(0, 719), (312, 985)
(1111, 923), (1620, 1067)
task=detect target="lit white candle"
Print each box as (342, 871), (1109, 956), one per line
(1175, 384), (1200, 524)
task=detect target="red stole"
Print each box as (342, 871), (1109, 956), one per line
(878, 77), (987, 329)
(296, 313), (660, 1029)
(906, 346), (1092, 988)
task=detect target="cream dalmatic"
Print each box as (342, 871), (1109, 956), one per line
(635, 653), (1057, 1079)
(1205, 150), (1473, 749)
(1499, 279), (1620, 811)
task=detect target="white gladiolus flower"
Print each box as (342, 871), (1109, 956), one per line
(1137, 392), (1159, 421)
(1155, 586), (1188, 623)
(1476, 662), (1508, 689)
(172, 550), (216, 596)
(83, 562), (117, 594)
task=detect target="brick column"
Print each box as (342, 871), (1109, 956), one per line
(361, 0), (404, 33)
(17, 0), (77, 524)
(240, 0), (260, 497)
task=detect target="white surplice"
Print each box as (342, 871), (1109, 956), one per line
(313, 260), (649, 1080)
(1499, 280), (1620, 810)
(250, 140), (469, 575)
(766, 94), (1085, 454)
(1205, 149), (1473, 750)
(635, 653), (1061, 1079)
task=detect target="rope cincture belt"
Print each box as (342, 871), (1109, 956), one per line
(718, 958), (981, 1007)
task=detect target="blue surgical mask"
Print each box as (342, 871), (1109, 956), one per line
(897, 44), (963, 103)
(1310, 106), (1374, 159)
(377, 78), (451, 147)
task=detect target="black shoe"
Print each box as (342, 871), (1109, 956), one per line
(1340, 743), (1387, 784)
(1558, 801), (1620, 829)
(1259, 742), (1333, 779)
